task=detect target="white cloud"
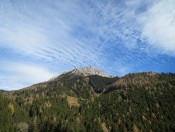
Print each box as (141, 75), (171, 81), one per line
(0, 25), (48, 54)
(0, 61), (55, 90)
(138, 0), (175, 55)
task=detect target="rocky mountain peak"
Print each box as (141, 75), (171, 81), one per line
(70, 66), (112, 77)
(49, 66), (113, 81)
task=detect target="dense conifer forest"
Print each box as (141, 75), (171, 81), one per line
(0, 72), (175, 132)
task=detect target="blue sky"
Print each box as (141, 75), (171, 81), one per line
(0, 0), (175, 90)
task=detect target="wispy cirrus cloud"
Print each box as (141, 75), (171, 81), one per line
(0, 0), (175, 90)
(0, 0), (100, 65)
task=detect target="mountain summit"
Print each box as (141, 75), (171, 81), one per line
(70, 66), (112, 77)
(50, 66), (113, 81)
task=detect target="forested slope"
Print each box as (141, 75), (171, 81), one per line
(0, 72), (175, 132)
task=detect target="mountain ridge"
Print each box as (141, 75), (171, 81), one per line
(13, 69), (168, 92)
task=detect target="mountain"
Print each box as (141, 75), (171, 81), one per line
(70, 66), (113, 77)
(23, 67), (116, 96)
(0, 68), (175, 132)
(49, 66), (113, 81)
